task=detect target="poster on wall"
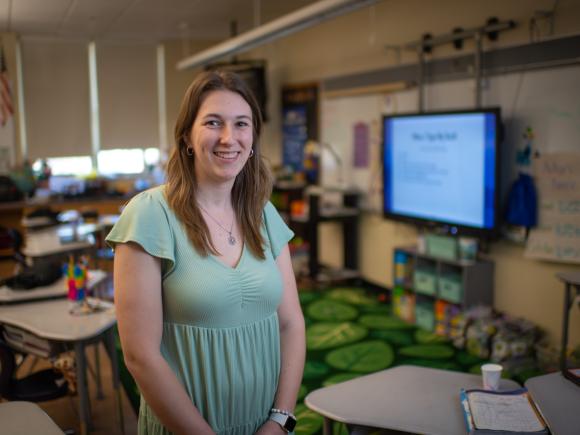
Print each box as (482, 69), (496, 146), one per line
(524, 152), (580, 264)
(281, 84), (318, 172)
(353, 121), (370, 168)
(282, 106), (307, 171)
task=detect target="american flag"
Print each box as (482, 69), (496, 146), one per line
(0, 47), (14, 127)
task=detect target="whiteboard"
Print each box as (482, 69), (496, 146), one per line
(525, 152), (580, 264)
(320, 64), (580, 212)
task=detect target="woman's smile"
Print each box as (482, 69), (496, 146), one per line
(213, 150), (241, 160)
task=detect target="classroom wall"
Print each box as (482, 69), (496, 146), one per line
(249, 0), (580, 161)
(242, 0), (580, 348)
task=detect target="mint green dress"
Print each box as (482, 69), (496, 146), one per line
(106, 186), (294, 435)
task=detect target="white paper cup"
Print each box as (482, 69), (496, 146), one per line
(481, 363), (502, 391)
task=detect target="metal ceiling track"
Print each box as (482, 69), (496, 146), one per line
(176, 0), (379, 71)
(405, 19), (516, 111)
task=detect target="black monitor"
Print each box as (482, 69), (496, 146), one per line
(382, 108), (502, 239)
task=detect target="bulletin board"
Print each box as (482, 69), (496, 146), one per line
(319, 64), (580, 263)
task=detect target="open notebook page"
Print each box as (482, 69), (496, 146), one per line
(468, 391), (546, 432)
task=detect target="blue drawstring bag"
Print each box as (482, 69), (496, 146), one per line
(505, 172), (537, 227)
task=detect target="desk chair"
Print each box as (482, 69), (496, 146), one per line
(0, 341), (69, 402)
(80, 209), (99, 223)
(24, 207), (60, 230)
(0, 227), (26, 269)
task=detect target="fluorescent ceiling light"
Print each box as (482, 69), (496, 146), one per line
(177, 0), (379, 70)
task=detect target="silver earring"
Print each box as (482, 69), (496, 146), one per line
(249, 149), (254, 157)
(186, 147), (193, 157)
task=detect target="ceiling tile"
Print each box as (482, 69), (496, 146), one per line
(11, 0), (71, 21)
(0, 0), (11, 32)
(4, 0), (321, 41)
(58, 0), (134, 38)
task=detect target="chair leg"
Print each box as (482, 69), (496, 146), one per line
(105, 329), (125, 434)
(74, 342), (91, 435)
(26, 356), (40, 375)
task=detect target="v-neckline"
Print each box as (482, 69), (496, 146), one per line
(209, 243), (246, 271)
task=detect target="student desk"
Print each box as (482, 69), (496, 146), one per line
(22, 223), (99, 258)
(305, 365), (520, 435)
(0, 298), (121, 435)
(0, 401), (65, 435)
(525, 371), (580, 435)
(0, 269), (107, 304)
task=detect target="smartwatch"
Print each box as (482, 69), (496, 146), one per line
(269, 411), (297, 432)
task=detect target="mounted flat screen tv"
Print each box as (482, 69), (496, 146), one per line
(382, 108), (501, 239)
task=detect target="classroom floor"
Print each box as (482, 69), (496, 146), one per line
(295, 286), (490, 435)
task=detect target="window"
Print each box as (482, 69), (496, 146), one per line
(22, 40), (164, 170)
(22, 39), (92, 160)
(34, 148), (162, 177)
(144, 147), (160, 167)
(32, 156), (93, 177)
(97, 149), (145, 175)
(97, 42), (159, 151)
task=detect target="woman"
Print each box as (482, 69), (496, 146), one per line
(106, 70), (305, 435)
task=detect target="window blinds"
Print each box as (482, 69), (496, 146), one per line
(21, 38), (91, 160)
(97, 42), (159, 150)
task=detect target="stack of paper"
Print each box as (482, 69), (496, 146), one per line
(460, 388), (549, 435)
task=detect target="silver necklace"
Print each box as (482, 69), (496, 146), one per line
(198, 204), (236, 246)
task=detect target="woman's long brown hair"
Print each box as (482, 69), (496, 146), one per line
(165, 70), (272, 260)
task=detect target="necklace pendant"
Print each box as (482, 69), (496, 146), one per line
(228, 234), (236, 246)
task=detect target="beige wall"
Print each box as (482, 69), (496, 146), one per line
(163, 39), (219, 153)
(490, 241), (579, 346)
(239, 0), (580, 348)
(248, 0), (580, 164)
